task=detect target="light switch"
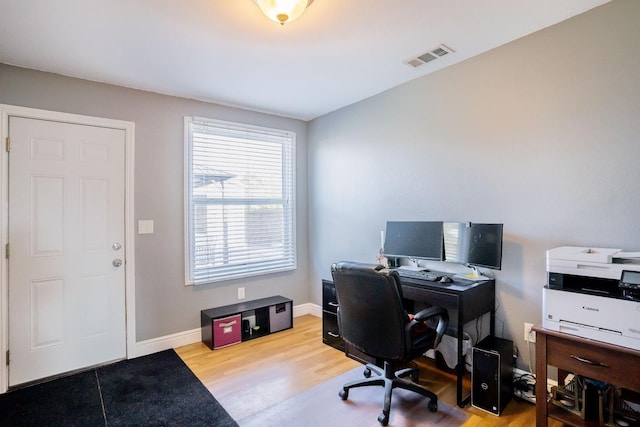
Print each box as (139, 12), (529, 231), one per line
(138, 220), (154, 234)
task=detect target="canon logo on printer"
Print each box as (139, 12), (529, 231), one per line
(582, 306), (599, 312)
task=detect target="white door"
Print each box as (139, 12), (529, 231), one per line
(8, 116), (126, 387)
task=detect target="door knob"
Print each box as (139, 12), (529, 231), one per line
(112, 242), (121, 251)
(112, 259), (123, 267)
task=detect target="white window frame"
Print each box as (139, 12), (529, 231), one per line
(184, 116), (296, 285)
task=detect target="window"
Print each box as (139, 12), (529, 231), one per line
(184, 117), (296, 285)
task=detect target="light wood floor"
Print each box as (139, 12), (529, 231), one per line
(176, 314), (548, 426)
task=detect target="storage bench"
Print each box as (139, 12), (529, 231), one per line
(201, 295), (293, 350)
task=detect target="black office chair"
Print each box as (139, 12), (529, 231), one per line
(331, 261), (449, 426)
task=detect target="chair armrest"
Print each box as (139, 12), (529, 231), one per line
(409, 306), (449, 348)
(413, 306), (447, 322)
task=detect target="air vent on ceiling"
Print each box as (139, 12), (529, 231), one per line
(404, 44), (454, 68)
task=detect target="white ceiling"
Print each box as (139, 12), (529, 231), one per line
(0, 0), (611, 121)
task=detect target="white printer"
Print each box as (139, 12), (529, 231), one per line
(543, 246), (640, 351)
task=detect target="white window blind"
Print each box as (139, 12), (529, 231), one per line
(184, 117), (296, 285)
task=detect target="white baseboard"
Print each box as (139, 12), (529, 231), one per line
(129, 328), (202, 359)
(294, 302), (322, 318)
(130, 302), (323, 359)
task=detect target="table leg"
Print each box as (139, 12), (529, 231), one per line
(456, 318), (469, 406)
(535, 331), (548, 427)
(490, 309), (495, 336)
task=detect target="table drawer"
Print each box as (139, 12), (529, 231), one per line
(401, 285), (457, 309)
(322, 280), (339, 313)
(322, 312), (344, 351)
(547, 334), (640, 391)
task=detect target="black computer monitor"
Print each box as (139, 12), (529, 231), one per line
(465, 223), (503, 270)
(384, 221), (444, 261)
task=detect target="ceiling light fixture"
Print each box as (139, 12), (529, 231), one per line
(253, 0), (314, 26)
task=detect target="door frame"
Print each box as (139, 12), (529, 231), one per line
(0, 105), (136, 393)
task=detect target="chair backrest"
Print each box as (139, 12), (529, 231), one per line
(331, 261), (408, 361)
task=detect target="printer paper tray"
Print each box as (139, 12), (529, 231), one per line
(543, 287), (640, 351)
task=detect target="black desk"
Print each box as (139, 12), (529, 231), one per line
(322, 274), (495, 408)
(398, 275), (495, 407)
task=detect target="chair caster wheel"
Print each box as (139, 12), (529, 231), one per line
(363, 367), (372, 378)
(377, 412), (389, 426)
(428, 399), (438, 412)
(339, 388), (348, 400)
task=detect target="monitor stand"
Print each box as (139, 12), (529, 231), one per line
(396, 258), (426, 272)
(397, 265), (428, 272)
(454, 266), (489, 281)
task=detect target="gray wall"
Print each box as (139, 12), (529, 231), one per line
(0, 65), (310, 342)
(308, 0), (640, 370)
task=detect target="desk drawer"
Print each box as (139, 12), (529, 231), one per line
(323, 311), (344, 351)
(401, 285), (457, 309)
(322, 280), (339, 313)
(547, 334), (640, 392)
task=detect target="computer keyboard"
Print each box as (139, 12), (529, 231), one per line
(396, 269), (442, 282)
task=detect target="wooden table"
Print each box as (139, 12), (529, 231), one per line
(533, 323), (640, 427)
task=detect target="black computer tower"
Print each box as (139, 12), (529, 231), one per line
(471, 336), (513, 415)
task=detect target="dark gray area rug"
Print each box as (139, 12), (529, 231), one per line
(239, 366), (468, 427)
(0, 370), (104, 426)
(0, 349), (237, 427)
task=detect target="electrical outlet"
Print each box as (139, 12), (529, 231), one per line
(524, 323), (536, 343)
(238, 287), (245, 300)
